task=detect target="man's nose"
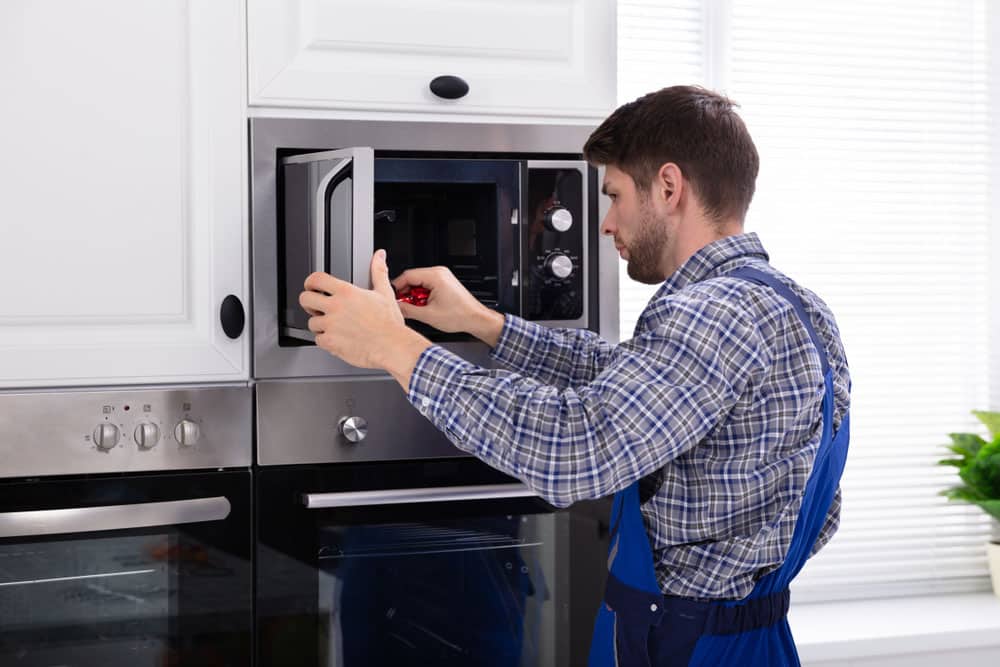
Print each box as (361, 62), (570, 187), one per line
(599, 214), (615, 237)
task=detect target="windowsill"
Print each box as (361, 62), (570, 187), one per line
(790, 592), (1000, 662)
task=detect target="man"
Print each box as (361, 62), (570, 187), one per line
(299, 85), (851, 666)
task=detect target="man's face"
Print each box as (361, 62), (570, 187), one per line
(600, 164), (669, 285)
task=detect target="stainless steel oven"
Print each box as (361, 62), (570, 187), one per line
(0, 385), (252, 667)
(254, 377), (611, 667)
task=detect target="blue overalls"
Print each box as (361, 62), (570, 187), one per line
(589, 267), (851, 666)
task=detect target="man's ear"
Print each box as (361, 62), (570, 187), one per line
(656, 163), (684, 211)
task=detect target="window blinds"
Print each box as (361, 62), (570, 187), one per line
(616, 0), (995, 601)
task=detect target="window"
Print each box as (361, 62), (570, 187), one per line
(617, 0), (996, 601)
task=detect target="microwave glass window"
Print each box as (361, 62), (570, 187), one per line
(447, 218), (477, 257)
(374, 181), (499, 308)
(314, 514), (556, 667)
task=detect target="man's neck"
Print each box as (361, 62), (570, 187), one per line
(667, 218), (744, 276)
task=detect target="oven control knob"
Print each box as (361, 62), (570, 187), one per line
(544, 253), (574, 280)
(338, 416), (368, 443)
(134, 422), (160, 450)
(93, 423), (120, 451)
(544, 206), (573, 233)
(174, 419), (200, 447)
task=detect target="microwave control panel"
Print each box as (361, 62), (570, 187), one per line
(523, 164), (587, 324)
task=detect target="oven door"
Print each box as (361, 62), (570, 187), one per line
(0, 470), (251, 667)
(257, 459), (572, 667)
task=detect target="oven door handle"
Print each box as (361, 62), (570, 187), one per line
(303, 483), (538, 509)
(0, 497), (232, 538)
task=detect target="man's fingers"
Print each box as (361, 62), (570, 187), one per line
(391, 267), (434, 291)
(304, 271), (346, 295)
(299, 290), (330, 314)
(307, 316), (324, 334)
(370, 249), (395, 301)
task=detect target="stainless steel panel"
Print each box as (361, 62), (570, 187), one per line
(0, 384), (251, 478)
(303, 483), (536, 508)
(256, 377), (464, 465)
(0, 497), (231, 538)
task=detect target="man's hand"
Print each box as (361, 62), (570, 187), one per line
(392, 266), (505, 347)
(299, 251), (431, 389)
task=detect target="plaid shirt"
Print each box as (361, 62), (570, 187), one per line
(408, 232), (850, 599)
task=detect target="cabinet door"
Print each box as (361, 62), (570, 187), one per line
(248, 0), (616, 119)
(0, 0), (248, 388)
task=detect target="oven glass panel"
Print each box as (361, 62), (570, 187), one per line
(0, 534), (172, 664)
(0, 471), (252, 667)
(0, 531), (249, 667)
(316, 513), (556, 667)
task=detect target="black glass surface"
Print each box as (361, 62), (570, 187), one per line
(374, 159), (520, 342)
(256, 459), (566, 667)
(0, 471), (252, 667)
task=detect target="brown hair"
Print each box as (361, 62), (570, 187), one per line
(583, 85), (759, 223)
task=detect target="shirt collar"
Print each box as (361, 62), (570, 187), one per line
(654, 231), (770, 298)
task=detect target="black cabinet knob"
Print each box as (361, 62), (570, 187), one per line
(219, 294), (245, 339)
(429, 75), (469, 100)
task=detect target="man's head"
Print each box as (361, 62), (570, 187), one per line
(584, 85), (759, 283)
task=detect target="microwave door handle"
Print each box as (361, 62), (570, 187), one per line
(312, 157), (352, 276)
(0, 497), (231, 538)
(303, 483), (538, 509)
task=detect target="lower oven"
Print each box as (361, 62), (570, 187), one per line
(256, 458), (571, 667)
(0, 385), (253, 667)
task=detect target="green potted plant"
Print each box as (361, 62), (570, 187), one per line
(938, 410), (1000, 597)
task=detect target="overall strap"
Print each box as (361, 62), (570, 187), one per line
(723, 265), (849, 598)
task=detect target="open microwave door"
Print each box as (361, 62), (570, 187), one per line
(281, 148), (374, 341)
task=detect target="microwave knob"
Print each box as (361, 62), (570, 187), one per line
(174, 419), (200, 447)
(544, 206), (573, 233)
(544, 253), (574, 280)
(134, 422), (160, 450)
(338, 416), (369, 443)
(93, 423), (120, 451)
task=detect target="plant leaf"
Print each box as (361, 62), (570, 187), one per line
(943, 486), (988, 502)
(972, 410), (1000, 439)
(937, 458), (965, 467)
(947, 432), (986, 458)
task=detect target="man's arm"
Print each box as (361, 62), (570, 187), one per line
(299, 253), (765, 508)
(393, 265), (617, 388)
(488, 314), (618, 389)
(382, 295), (768, 508)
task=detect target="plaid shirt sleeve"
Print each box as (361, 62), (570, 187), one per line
(407, 295), (769, 508)
(488, 314), (618, 389)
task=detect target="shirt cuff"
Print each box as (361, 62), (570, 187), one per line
(489, 314), (548, 370)
(407, 344), (478, 422)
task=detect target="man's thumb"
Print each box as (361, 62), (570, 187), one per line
(370, 249), (394, 299)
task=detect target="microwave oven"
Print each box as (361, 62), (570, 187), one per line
(251, 119), (618, 381)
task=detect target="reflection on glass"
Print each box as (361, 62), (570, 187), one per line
(0, 532), (247, 667)
(317, 516), (552, 667)
(0, 534), (172, 666)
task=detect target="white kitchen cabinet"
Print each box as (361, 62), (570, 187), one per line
(248, 0), (616, 119)
(0, 0), (248, 388)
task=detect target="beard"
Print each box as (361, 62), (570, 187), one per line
(624, 201), (668, 285)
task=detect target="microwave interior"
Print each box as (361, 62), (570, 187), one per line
(279, 155), (519, 345)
